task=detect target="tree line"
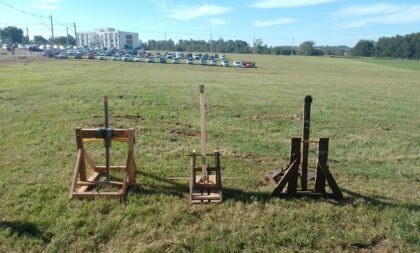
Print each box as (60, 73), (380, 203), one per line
(352, 33), (420, 59)
(2, 25), (419, 59)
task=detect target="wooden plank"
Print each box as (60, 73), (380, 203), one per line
(301, 96), (312, 191)
(76, 181), (124, 186)
(272, 158), (299, 196)
(287, 137), (301, 194)
(69, 149), (82, 199)
(83, 150), (97, 170)
(314, 138), (326, 193)
(71, 192), (123, 199)
(75, 128), (87, 181)
(316, 138), (343, 199)
(94, 166), (127, 172)
(77, 172), (100, 193)
(79, 129), (129, 139)
(82, 137), (128, 143)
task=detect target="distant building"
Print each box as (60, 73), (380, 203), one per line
(76, 28), (138, 49)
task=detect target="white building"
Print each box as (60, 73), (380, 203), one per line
(77, 28), (138, 49)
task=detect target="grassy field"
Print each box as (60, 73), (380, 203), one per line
(0, 55), (419, 252)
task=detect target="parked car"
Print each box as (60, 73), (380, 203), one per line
(160, 57), (167, 63)
(186, 57), (194, 64)
(155, 51), (161, 58)
(87, 52), (95, 59)
(219, 54), (226, 59)
(242, 61), (256, 68)
(221, 59), (229, 67)
(134, 56), (143, 62)
(194, 54), (201, 60)
(172, 57), (180, 64)
(233, 61), (242, 68)
(98, 54), (107, 60)
(210, 59), (217, 66)
(111, 54), (121, 61)
(57, 52), (68, 59)
(146, 56), (155, 63)
(199, 58), (207, 65)
(74, 53), (83, 59)
(122, 54), (132, 61)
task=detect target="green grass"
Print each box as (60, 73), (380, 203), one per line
(0, 55), (419, 252)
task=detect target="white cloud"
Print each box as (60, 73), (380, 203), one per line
(32, 0), (61, 10)
(335, 3), (401, 17)
(253, 18), (298, 27)
(336, 4), (420, 28)
(167, 5), (232, 21)
(208, 18), (227, 27)
(250, 0), (338, 8)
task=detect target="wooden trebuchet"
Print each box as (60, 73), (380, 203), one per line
(269, 96), (343, 200)
(189, 84), (222, 205)
(69, 97), (137, 200)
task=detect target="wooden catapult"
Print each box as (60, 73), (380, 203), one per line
(70, 96), (137, 200)
(267, 96), (343, 199)
(189, 85), (222, 205)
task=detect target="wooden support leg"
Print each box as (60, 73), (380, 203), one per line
(314, 138), (326, 193)
(287, 137), (301, 195)
(315, 138), (343, 199)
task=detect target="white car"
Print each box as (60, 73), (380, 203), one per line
(122, 54), (132, 61)
(172, 57), (180, 64)
(220, 54), (226, 59)
(134, 56), (143, 62)
(111, 54), (121, 61)
(233, 61), (242, 67)
(210, 59), (217, 66)
(186, 58), (194, 64)
(221, 60), (229, 67)
(146, 56), (155, 63)
(98, 54), (107, 60)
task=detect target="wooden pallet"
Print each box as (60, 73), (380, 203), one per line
(69, 128), (137, 200)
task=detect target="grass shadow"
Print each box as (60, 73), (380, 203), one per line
(127, 170), (189, 199)
(339, 188), (420, 212)
(0, 221), (52, 243)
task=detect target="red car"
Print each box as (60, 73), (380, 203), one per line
(87, 52), (95, 59)
(242, 61), (256, 68)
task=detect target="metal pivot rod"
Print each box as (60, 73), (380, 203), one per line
(301, 95), (312, 191)
(199, 84), (208, 179)
(103, 96), (111, 181)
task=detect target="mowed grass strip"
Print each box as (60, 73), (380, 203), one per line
(0, 55), (419, 252)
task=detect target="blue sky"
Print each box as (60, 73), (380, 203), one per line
(1, 0), (420, 46)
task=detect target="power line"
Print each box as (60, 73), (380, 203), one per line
(0, 0), (49, 19)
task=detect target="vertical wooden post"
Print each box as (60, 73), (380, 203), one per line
(215, 150), (221, 189)
(314, 138), (326, 193)
(127, 128), (136, 185)
(287, 137), (301, 195)
(199, 84), (207, 179)
(301, 95), (312, 191)
(75, 128), (87, 181)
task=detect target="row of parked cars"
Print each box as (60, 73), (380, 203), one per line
(44, 48), (256, 68)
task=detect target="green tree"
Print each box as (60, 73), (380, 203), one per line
(55, 35), (76, 46)
(33, 35), (49, 45)
(352, 40), (376, 57)
(0, 26), (24, 44)
(299, 41), (315, 55)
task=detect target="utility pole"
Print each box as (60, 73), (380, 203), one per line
(164, 31), (166, 51)
(210, 34), (212, 53)
(291, 37), (295, 56)
(253, 36), (255, 54)
(66, 26), (69, 46)
(26, 27), (29, 43)
(73, 22), (77, 47)
(50, 15), (55, 44)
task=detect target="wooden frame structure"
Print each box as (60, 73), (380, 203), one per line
(70, 128), (137, 200)
(267, 96), (343, 199)
(189, 150), (222, 204)
(189, 84), (222, 205)
(70, 96), (137, 200)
